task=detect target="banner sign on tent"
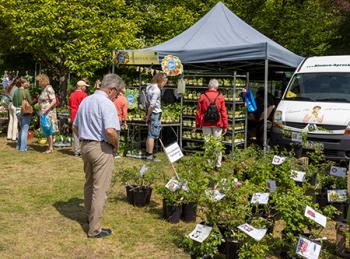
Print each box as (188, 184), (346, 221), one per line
(164, 142), (184, 163)
(113, 50), (159, 65)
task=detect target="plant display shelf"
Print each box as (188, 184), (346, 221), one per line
(180, 71), (249, 153)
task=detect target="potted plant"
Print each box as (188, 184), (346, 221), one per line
(119, 165), (157, 207)
(157, 184), (184, 224)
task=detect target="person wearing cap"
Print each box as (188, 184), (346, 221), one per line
(73, 73), (122, 238)
(68, 80), (88, 156)
(145, 72), (168, 161)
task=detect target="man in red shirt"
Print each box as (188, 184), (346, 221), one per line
(68, 80), (88, 156)
(193, 79), (228, 168)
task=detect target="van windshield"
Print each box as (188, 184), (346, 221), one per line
(284, 73), (350, 103)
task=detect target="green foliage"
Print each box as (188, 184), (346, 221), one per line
(118, 164), (159, 187)
(180, 225), (223, 259)
(0, 0), (142, 78)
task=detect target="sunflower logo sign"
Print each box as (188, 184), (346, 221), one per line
(161, 55), (183, 76)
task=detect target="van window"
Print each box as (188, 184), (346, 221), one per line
(284, 73), (350, 102)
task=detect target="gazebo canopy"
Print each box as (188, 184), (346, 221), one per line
(135, 1), (303, 70)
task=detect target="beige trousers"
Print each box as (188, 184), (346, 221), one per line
(81, 141), (114, 237)
(202, 126), (223, 168)
(7, 103), (18, 140)
(72, 128), (81, 155)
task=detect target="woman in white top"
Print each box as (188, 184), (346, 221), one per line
(6, 77), (18, 141)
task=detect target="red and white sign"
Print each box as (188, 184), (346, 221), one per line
(296, 236), (321, 259)
(304, 206), (327, 228)
(238, 223), (267, 241)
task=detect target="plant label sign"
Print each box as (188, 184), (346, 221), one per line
(327, 190), (347, 203)
(290, 170), (306, 182)
(188, 224), (212, 243)
(237, 223), (267, 241)
(329, 166), (347, 177)
(266, 180), (277, 192)
(304, 206), (327, 228)
(205, 190), (225, 201)
(165, 178), (181, 192)
(251, 193), (270, 205)
(272, 155), (286, 165)
(181, 181), (190, 192)
(296, 236), (321, 259)
(164, 142), (184, 163)
(139, 164), (148, 177)
(291, 132), (302, 143)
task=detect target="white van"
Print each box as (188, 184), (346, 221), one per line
(271, 55), (350, 160)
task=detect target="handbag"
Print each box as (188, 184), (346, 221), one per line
(246, 89), (257, 113)
(21, 98), (33, 114)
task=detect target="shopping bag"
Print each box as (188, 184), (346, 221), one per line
(246, 89), (257, 112)
(40, 114), (53, 136)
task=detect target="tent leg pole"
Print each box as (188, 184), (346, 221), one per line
(112, 62), (115, 74)
(263, 59), (269, 153)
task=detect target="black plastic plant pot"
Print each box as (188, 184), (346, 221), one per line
(145, 186), (153, 205)
(164, 203), (182, 224)
(315, 192), (328, 208)
(181, 202), (197, 222)
(125, 185), (136, 205)
(332, 202), (348, 222)
(225, 237), (240, 259)
(133, 188), (148, 207)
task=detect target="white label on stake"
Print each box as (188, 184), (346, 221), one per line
(139, 164), (148, 177)
(329, 166), (347, 177)
(238, 223), (267, 241)
(251, 193), (270, 205)
(327, 189), (348, 203)
(272, 155), (286, 165)
(164, 142), (184, 163)
(296, 236), (321, 259)
(181, 181), (190, 192)
(205, 190), (225, 201)
(266, 180), (277, 192)
(188, 224), (212, 243)
(291, 170), (306, 182)
(165, 178), (181, 192)
(304, 206), (327, 228)
(292, 132), (303, 142)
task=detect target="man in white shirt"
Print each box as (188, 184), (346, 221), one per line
(145, 72), (168, 161)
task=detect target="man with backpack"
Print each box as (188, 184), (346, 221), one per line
(144, 72), (168, 161)
(193, 79), (228, 168)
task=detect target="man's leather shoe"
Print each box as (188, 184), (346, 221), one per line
(90, 228), (112, 238)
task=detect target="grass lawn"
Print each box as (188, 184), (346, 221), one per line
(0, 137), (191, 258)
(0, 137), (342, 258)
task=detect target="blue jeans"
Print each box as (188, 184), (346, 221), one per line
(148, 112), (162, 139)
(17, 114), (31, 151)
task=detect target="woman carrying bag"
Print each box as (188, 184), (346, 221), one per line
(12, 78), (33, 152)
(37, 74), (58, 154)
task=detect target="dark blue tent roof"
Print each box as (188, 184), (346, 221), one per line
(135, 2), (303, 68)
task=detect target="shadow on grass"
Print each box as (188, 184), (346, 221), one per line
(56, 148), (75, 156)
(53, 197), (88, 234)
(27, 143), (47, 153)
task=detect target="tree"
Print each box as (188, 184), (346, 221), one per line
(0, 0), (143, 82)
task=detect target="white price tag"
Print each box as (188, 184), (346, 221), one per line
(188, 224), (212, 243)
(329, 166), (347, 177)
(181, 181), (190, 192)
(327, 189), (347, 203)
(292, 132), (302, 143)
(237, 223), (267, 241)
(296, 236), (321, 259)
(272, 155), (286, 165)
(304, 206), (327, 228)
(139, 164), (148, 177)
(205, 190), (225, 201)
(266, 180), (277, 192)
(165, 178), (181, 192)
(251, 193), (270, 205)
(164, 142), (184, 163)
(291, 170), (306, 182)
